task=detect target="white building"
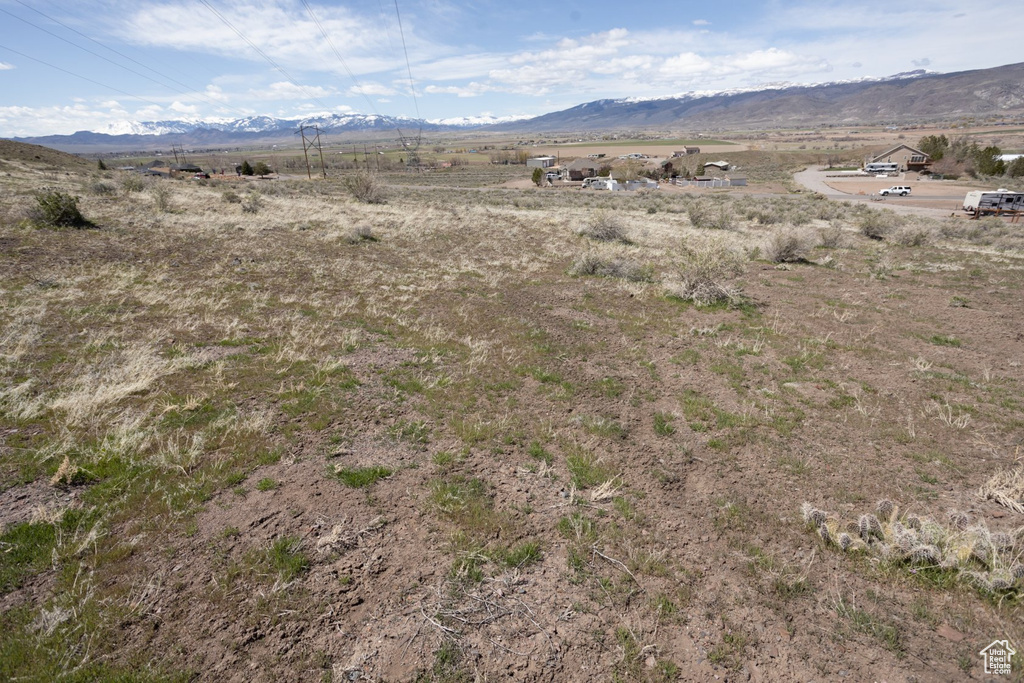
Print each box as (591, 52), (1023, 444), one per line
(526, 156), (557, 169)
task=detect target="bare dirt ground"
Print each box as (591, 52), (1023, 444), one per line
(3, 146), (1024, 682)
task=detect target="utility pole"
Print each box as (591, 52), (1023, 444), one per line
(297, 125), (327, 179)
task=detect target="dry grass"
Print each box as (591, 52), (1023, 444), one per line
(2, 153), (1024, 681)
(979, 465), (1024, 513)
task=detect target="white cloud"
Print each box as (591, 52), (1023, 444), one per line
(253, 81), (335, 100)
(117, 2), (447, 78)
(693, 19), (710, 26)
(169, 101), (199, 115)
(348, 83), (396, 96)
(424, 82), (493, 98)
(660, 52), (711, 78)
(0, 62), (14, 71)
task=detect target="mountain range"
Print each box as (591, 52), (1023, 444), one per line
(9, 62), (1024, 153)
(491, 62), (1024, 133)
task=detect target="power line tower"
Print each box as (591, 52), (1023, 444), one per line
(297, 125), (327, 179)
(171, 144), (188, 165)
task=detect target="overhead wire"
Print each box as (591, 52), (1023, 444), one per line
(0, 43), (167, 110)
(299, 0), (381, 117)
(300, 0), (416, 147)
(197, 0), (336, 114)
(391, 0), (422, 150)
(0, 4), (251, 118)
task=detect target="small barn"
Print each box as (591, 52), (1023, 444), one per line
(526, 156), (557, 169)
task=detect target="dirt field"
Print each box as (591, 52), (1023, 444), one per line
(3, 145), (1024, 681)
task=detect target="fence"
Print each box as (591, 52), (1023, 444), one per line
(671, 177), (746, 188)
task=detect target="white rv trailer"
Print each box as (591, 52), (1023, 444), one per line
(962, 190), (1024, 216)
(864, 162), (899, 174)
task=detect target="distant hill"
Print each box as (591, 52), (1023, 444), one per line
(0, 139), (92, 170)
(491, 62), (1024, 132)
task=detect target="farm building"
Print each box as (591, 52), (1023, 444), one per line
(703, 160), (730, 171)
(526, 156), (557, 169)
(672, 147), (701, 157)
(867, 145), (931, 173)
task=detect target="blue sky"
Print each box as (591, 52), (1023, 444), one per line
(0, 0), (1020, 137)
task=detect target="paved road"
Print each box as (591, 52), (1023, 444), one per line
(791, 168), (966, 219)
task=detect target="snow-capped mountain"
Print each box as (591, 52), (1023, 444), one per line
(616, 70), (934, 106)
(489, 64), (1024, 132)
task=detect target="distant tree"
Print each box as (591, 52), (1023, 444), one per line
(949, 136), (979, 164)
(917, 134), (948, 161)
(614, 160), (642, 182)
(531, 167), (543, 186)
(597, 164), (613, 177)
(241, 160), (254, 176)
(97, 158), (108, 170)
(1007, 157), (1024, 178)
(253, 161), (271, 177)
(975, 146), (1004, 176)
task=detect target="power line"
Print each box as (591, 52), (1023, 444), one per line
(392, 1), (421, 151)
(392, 1), (420, 122)
(198, 0), (335, 114)
(0, 4), (249, 118)
(300, 0), (380, 117)
(0, 43), (166, 109)
(300, 0), (416, 149)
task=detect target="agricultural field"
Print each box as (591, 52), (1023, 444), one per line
(2, 141), (1024, 682)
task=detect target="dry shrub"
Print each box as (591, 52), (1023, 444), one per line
(857, 209), (899, 240)
(120, 174), (145, 193)
(667, 237), (745, 306)
(343, 223), (376, 244)
(764, 229), (816, 263)
(687, 198), (734, 230)
(569, 253), (653, 282)
(89, 181), (117, 196)
(344, 171), (388, 204)
(150, 183), (172, 213)
(578, 211), (631, 243)
(818, 221), (847, 248)
(890, 224), (936, 247)
(241, 191), (263, 214)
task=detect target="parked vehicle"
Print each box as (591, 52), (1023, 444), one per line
(962, 189), (1024, 216)
(879, 186), (911, 196)
(865, 162), (899, 174)
(582, 177), (614, 190)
